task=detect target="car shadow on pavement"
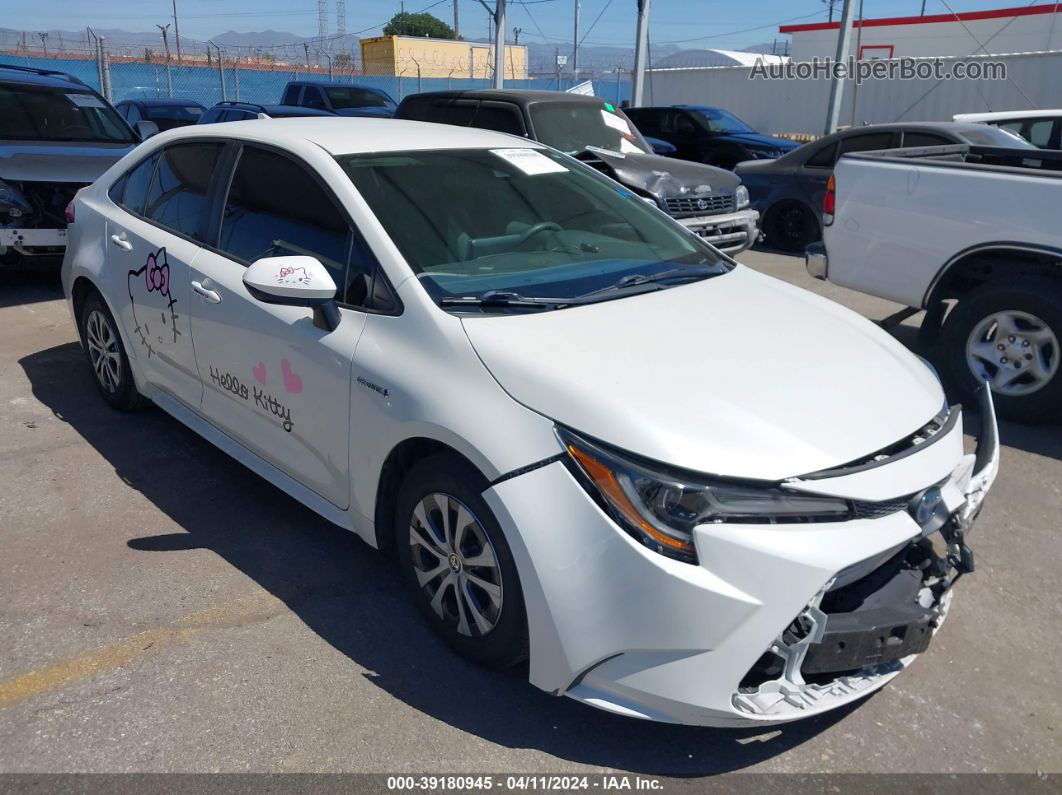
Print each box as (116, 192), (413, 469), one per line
(21, 342), (857, 776)
(0, 266), (63, 309)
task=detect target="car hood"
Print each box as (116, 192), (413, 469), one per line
(0, 141), (135, 183)
(461, 266), (944, 480)
(722, 132), (801, 152)
(580, 147), (740, 201)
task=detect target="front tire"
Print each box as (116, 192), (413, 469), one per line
(394, 454), (528, 669)
(78, 292), (144, 411)
(938, 279), (1062, 423)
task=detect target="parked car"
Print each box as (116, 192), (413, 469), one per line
(953, 109), (1062, 149)
(0, 64), (153, 267)
(115, 98), (206, 131)
(396, 89), (760, 255)
(281, 81), (397, 118)
(625, 105), (800, 169)
(64, 117), (997, 727)
(736, 121), (1034, 253)
(811, 142), (1062, 422)
(197, 101), (337, 123)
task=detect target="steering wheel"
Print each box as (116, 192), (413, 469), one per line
(516, 221), (562, 247)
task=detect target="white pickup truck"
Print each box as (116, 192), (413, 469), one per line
(808, 144), (1062, 423)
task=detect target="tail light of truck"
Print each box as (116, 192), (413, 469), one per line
(64, 202), (76, 224)
(823, 176), (836, 226)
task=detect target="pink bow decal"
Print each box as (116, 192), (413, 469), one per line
(145, 252), (170, 296)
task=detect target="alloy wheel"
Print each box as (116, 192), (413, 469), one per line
(85, 309), (122, 393)
(966, 309), (1059, 396)
(408, 492), (504, 638)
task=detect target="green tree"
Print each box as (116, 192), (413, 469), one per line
(382, 11), (456, 39)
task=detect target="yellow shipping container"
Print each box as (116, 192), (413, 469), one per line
(361, 35), (527, 80)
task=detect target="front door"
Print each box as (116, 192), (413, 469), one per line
(108, 141), (225, 408)
(189, 144), (367, 509)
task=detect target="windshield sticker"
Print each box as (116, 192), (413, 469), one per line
(209, 363), (295, 433)
(491, 149), (568, 176)
(619, 138), (641, 154)
(604, 102), (616, 112)
(67, 93), (106, 109)
(128, 247), (180, 359)
(600, 109), (631, 134)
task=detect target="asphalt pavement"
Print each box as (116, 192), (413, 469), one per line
(0, 250), (1059, 776)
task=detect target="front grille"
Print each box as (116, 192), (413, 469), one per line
(852, 493), (916, 520)
(665, 194), (735, 217)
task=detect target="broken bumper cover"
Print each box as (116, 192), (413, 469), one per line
(485, 394), (999, 727)
(675, 208), (759, 255)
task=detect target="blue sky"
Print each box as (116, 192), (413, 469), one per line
(3, 0), (1044, 48)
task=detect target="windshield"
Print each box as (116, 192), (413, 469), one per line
(959, 126), (1036, 148)
(0, 83), (135, 143)
(325, 86), (395, 110)
(338, 148), (728, 310)
(529, 102), (651, 155)
(145, 105), (204, 130)
(690, 108), (755, 134)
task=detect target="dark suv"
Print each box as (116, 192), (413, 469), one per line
(196, 101), (336, 123)
(281, 81), (397, 118)
(625, 105), (799, 170)
(0, 64), (149, 266)
(396, 89), (760, 255)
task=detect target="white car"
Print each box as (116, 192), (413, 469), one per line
(62, 118), (998, 727)
(953, 109), (1062, 149)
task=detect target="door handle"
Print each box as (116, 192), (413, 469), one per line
(110, 232), (133, 251)
(191, 280), (222, 304)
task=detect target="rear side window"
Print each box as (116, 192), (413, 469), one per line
(301, 87), (327, 110)
(805, 142), (838, 167)
(430, 100), (477, 126)
(473, 104), (525, 136)
(1025, 119), (1053, 147)
(218, 146), (350, 286)
(281, 85), (300, 104)
(901, 131), (951, 147)
(839, 131), (897, 155)
(143, 142), (224, 240)
(109, 152), (159, 214)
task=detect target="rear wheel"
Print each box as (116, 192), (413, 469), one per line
(394, 454), (528, 669)
(938, 279), (1062, 423)
(763, 201), (819, 253)
(78, 292), (144, 411)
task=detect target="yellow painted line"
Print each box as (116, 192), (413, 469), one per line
(0, 592), (285, 709)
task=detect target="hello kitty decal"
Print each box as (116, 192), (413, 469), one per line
(276, 265), (311, 286)
(127, 247), (180, 358)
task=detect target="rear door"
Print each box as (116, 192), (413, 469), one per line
(106, 140), (226, 408)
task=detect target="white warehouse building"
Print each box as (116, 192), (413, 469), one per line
(781, 3), (1062, 61)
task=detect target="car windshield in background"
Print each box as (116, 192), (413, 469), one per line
(325, 87), (395, 110)
(0, 84), (135, 143)
(690, 108), (756, 134)
(338, 148), (727, 310)
(529, 102), (651, 155)
(959, 126), (1036, 148)
(145, 105), (204, 130)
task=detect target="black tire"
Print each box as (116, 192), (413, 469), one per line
(763, 201), (820, 253)
(78, 291), (145, 411)
(937, 279), (1062, 424)
(394, 453), (528, 669)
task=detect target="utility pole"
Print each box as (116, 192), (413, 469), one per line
(824, 0), (855, 134)
(631, 0), (651, 106)
(454, 0), (460, 38)
(156, 23), (173, 98)
(572, 0), (580, 81)
(172, 0), (182, 63)
(513, 26), (522, 44)
(304, 42), (311, 69)
(493, 0), (506, 88)
(212, 42), (227, 101)
(38, 32), (48, 55)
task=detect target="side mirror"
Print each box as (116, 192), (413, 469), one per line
(243, 255), (341, 331)
(134, 120), (160, 140)
(646, 136), (676, 156)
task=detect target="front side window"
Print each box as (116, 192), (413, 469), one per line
(145, 105), (204, 131)
(529, 102), (650, 155)
(339, 148), (728, 309)
(0, 83), (135, 143)
(143, 142), (224, 240)
(218, 146), (350, 288)
(325, 86), (395, 111)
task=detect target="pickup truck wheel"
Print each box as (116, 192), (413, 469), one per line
(78, 292), (145, 411)
(939, 280), (1062, 423)
(763, 201), (819, 253)
(395, 453), (529, 669)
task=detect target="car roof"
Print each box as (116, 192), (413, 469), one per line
(155, 116), (544, 154)
(0, 64), (88, 90)
(954, 109), (1062, 122)
(128, 98), (206, 108)
(400, 89), (607, 107)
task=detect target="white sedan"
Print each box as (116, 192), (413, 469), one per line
(62, 117), (998, 726)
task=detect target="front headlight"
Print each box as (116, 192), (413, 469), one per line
(735, 184), (750, 210)
(558, 428), (853, 565)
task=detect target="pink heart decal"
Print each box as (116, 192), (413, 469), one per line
(280, 358), (302, 393)
(252, 361), (267, 385)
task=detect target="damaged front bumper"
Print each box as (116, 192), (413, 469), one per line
(675, 208), (760, 255)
